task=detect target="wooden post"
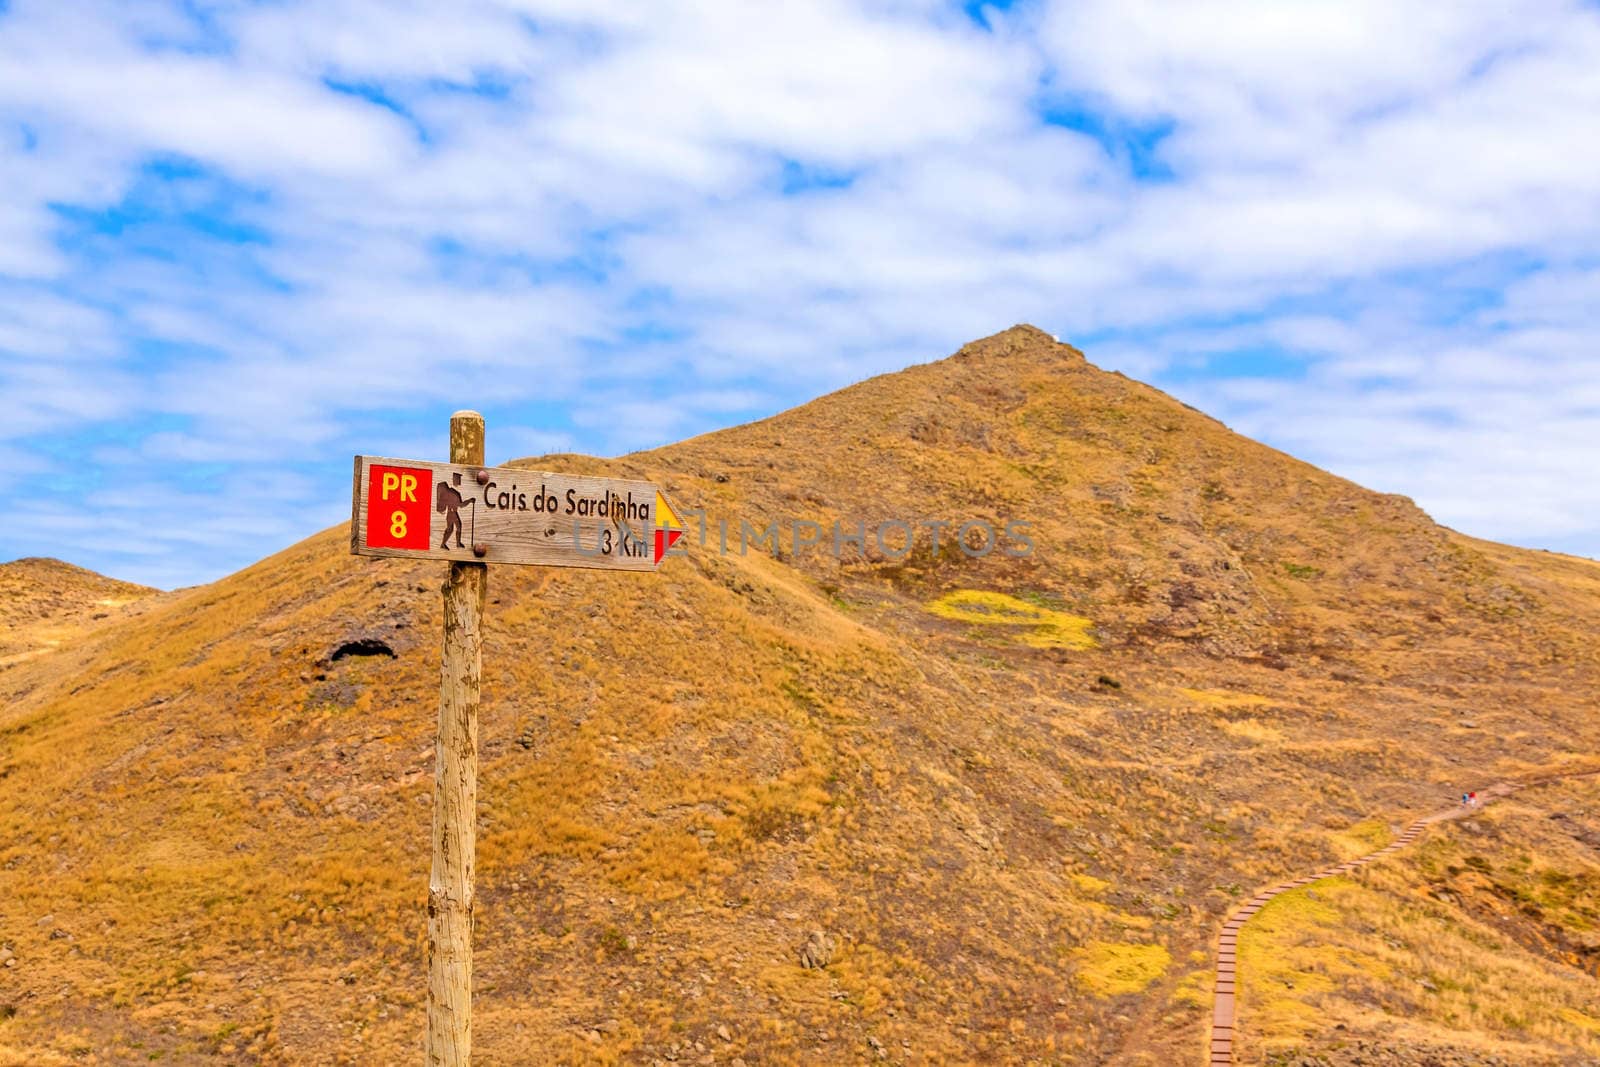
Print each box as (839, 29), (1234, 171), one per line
(428, 410), (486, 1065)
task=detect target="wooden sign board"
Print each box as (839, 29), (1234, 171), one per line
(350, 456), (687, 570)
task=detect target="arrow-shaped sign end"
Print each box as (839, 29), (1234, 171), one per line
(654, 491), (688, 565)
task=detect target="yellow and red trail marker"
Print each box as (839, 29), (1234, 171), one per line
(653, 490), (686, 564)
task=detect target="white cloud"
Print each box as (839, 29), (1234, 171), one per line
(0, 6), (417, 179)
(0, 0), (1597, 584)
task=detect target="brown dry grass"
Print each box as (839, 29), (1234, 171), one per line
(0, 557), (159, 664)
(2, 326), (1598, 1064)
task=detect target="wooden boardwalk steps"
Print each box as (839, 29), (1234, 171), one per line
(1205, 769), (1600, 1065)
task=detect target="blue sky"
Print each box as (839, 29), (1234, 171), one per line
(2, 0), (1598, 588)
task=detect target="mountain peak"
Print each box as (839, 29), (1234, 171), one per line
(949, 323), (1082, 364)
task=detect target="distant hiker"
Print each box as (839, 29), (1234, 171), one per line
(1462, 793), (1470, 806)
(436, 472), (472, 549)
(1469, 791), (1478, 806)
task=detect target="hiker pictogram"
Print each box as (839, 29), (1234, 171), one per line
(436, 472), (476, 549)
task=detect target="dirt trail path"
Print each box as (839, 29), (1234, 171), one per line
(1207, 768), (1600, 1066)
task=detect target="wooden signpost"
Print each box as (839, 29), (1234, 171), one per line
(350, 412), (689, 1066)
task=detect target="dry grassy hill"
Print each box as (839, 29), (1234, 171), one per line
(2, 326), (1598, 1065)
(0, 558), (159, 665)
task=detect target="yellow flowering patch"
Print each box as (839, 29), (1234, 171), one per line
(1560, 1008), (1600, 1033)
(1070, 873), (1111, 895)
(1176, 687), (1271, 708)
(1070, 940), (1170, 997)
(926, 590), (1097, 650)
(1332, 817), (1392, 858)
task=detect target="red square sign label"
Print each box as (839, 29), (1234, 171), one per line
(367, 465), (431, 550)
